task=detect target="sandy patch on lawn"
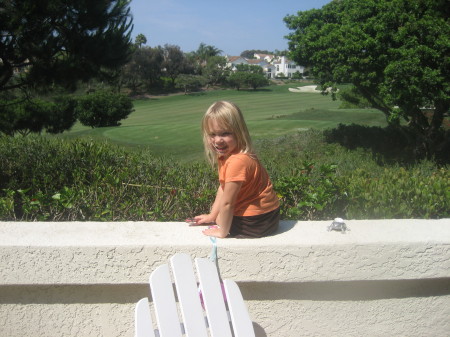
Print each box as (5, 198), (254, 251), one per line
(288, 85), (320, 93)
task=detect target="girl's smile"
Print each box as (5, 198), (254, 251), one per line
(208, 120), (238, 158)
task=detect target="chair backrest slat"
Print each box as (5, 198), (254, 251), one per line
(170, 253), (209, 337)
(195, 257), (233, 337)
(149, 264), (183, 337)
(134, 298), (156, 337)
(223, 279), (256, 337)
(135, 253), (256, 337)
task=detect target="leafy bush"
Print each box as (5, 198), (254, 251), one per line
(0, 96), (77, 136)
(76, 90), (134, 128)
(0, 136), (216, 221)
(341, 165), (449, 219)
(324, 123), (450, 165)
(0, 131), (448, 221)
(227, 72), (269, 90)
(175, 74), (206, 94)
(273, 161), (345, 220)
(257, 130), (449, 220)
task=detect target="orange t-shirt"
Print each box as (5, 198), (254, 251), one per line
(218, 153), (279, 216)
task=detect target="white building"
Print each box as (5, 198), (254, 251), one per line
(225, 54), (304, 79)
(225, 56), (248, 71)
(273, 56), (304, 79)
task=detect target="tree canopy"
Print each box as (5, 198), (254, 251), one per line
(284, 0), (449, 158)
(192, 43), (222, 63)
(135, 34), (147, 48)
(240, 49), (273, 59)
(0, 0), (134, 93)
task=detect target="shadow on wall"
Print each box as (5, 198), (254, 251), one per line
(276, 220), (297, 235)
(253, 322), (268, 337)
(240, 278), (450, 302)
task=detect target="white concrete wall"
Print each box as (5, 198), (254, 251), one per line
(1, 219), (449, 337)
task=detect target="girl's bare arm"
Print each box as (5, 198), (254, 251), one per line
(202, 181), (242, 238)
(189, 185), (223, 225)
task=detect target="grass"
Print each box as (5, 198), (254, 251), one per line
(55, 83), (388, 161)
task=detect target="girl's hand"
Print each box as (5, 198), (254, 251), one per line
(186, 214), (216, 226)
(202, 225), (229, 239)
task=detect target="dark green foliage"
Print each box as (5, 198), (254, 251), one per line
(76, 91), (134, 127)
(257, 130), (449, 220)
(325, 124), (450, 165)
(0, 96), (77, 136)
(338, 86), (373, 109)
(0, 137), (217, 221)
(203, 56), (229, 86)
(0, 131), (448, 221)
(285, 0), (450, 158)
(163, 44), (193, 85)
(235, 64), (264, 74)
(228, 72), (248, 91)
(246, 73), (270, 90)
(0, 0), (133, 93)
(240, 50), (273, 59)
(175, 75), (207, 94)
(134, 34), (147, 48)
(120, 46), (164, 93)
(340, 165), (449, 219)
(228, 72), (269, 90)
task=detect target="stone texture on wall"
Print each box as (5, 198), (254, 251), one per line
(1, 219), (449, 337)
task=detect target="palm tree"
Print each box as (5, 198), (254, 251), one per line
(194, 43), (222, 64)
(135, 34), (147, 48)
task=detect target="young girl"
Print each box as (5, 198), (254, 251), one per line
(188, 101), (280, 238)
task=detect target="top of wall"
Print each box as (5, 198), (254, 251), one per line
(1, 219), (449, 284)
(1, 219), (449, 247)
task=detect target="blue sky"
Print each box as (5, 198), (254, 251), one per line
(129, 0), (332, 56)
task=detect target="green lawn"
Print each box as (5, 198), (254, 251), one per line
(57, 84), (387, 161)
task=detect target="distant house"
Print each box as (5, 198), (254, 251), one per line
(254, 53), (275, 63)
(273, 56), (304, 79)
(225, 56), (248, 71)
(225, 54), (303, 79)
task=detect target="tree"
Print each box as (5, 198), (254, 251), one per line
(0, 0), (134, 93)
(193, 43), (222, 64)
(175, 75), (206, 94)
(228, 72), (248, 91)
(247, 73), (269, 90)
(120, 46), (164, 93)
(227, 72), (268, 91)
(76, 91), (134, 128)
(285, 0), (450, 158)
(240, 49), (273, 59)
(235, 64), (264, 74)
(292, 71), (303, 80)
(203, 56), (229, 86)
(135, 34), (147, 48)
(163, 44), (193, 86)
(0, 96), (77, 136)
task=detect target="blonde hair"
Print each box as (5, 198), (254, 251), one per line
(201, 101), (255, 166)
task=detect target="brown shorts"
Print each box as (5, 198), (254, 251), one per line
(229, 207), (280, 238)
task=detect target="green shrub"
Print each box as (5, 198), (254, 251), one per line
(257, 130), (449, 220)
(273, 162), (345, 220)
(0, 131), (448, 221)
(0, 96), (77, 136)
(76, 90), (134, 128)
(0, 136), (216, 221)
(341, 165), (450, 219)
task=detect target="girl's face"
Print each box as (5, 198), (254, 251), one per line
(207, 119), (238, 158)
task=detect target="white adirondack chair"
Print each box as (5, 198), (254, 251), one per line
(135, 253), (255, 337)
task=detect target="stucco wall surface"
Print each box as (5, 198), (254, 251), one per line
(1, 219), (449, 337)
